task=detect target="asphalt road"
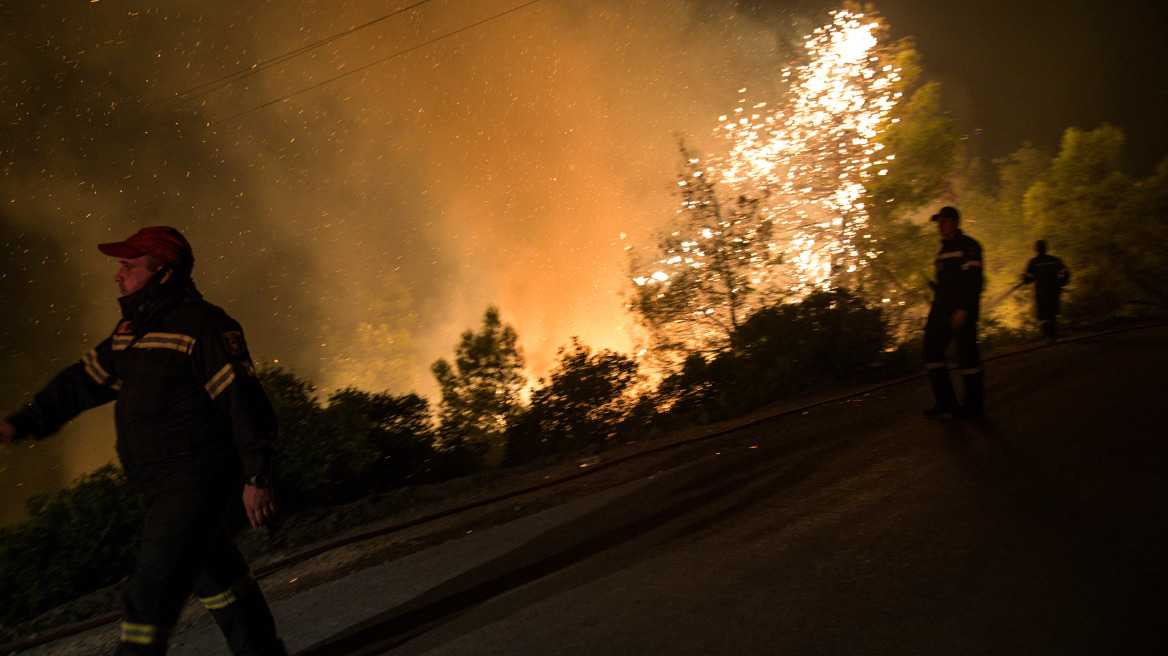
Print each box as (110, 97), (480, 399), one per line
(38, 325), (1166, 655)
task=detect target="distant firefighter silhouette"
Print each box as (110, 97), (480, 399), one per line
(1021, 240), (1070, 342)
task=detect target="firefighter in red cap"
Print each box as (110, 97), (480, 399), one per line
(923, 206), (985, 418)
(0, 227), (286, 655)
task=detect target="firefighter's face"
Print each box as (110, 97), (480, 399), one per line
(935, 215), (958, 239)
(114, 255), (161, 296)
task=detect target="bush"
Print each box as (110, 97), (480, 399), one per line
(0, 464), (144, 626)
(651, 352), (730, 428)
(505, 339), (647, 465)
(324, 388), (439, 492)
(655, 289), (887, 423)
(0, 368), (443, 627)
(260, 367), (441, 508)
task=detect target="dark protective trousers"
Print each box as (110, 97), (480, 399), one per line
(924, 306), (984, 414)
(1035, 287), (1061, 340)
(115, 485), (286, 656)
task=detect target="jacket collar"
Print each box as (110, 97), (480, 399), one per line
(117, 277), (202, 335)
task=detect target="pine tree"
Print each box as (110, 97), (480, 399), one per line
(431, 306), (526, 466)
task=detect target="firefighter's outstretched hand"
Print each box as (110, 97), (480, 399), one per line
(243, 484), (276, 529)
(0, 421), (16, 445)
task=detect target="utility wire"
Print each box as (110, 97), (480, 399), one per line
(146, 0), (437, 114)
(203, 0), (542, 129)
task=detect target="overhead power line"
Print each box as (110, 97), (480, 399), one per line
(200, 0), (543, 129)
(147, 0), (437, 114)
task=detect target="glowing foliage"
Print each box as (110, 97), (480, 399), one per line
(715, 8), (901, 293)
(632, 8), (903, 358)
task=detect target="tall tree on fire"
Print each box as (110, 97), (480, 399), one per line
(631, 6), (929, 361)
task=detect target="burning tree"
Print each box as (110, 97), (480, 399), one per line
(631, 7), (923, 361)
(629, 139), (779, 358)
(716, 8), (907, 291)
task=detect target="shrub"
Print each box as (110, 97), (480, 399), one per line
(505, 338), (646, 465)
(259, 366), (441, 508)
(0, 464), (144, 626)
(324, 388), (439, 492)
(655, 289), (887, 423)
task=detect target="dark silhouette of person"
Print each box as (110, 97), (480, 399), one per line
(1021, 239), (1070, 342)
(923, 206), (985, 418)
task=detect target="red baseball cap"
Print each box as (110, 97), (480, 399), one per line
(98, 226), (195, 272)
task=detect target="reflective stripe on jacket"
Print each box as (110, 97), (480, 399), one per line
(933, 230), (984, 314)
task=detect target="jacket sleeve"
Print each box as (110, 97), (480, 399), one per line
(960, 238), (985, 311)
(194, 315), (278, 484)
(1022, 258), (1036, 285)
(5, 339), (120, 440)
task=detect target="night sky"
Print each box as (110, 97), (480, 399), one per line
(2, 0), (1165, 523)
(876, 0), (1168, 171)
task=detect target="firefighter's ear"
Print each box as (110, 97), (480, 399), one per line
(156, 264), (173, 285)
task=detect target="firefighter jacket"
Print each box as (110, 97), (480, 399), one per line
(6, 283), (277, 493)
(1023, 253), (1070, 319)
(1023, 254), (1070, 291)
(931, 229), (984, 316)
